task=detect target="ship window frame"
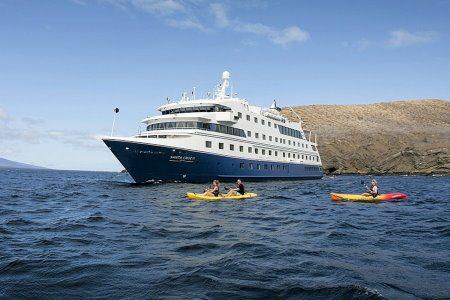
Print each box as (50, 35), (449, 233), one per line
(206, 141), (212, 148)
(230, 144), (234, 151)
(246, 115), (250, 121)
(219, 142), (224, 150)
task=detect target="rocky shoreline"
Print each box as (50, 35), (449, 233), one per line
(284, 99), (450, 176)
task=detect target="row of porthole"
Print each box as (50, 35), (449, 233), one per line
(205, 141), (320, 162)
(246, 131), (311, 149)
(236, 163), (321, 172)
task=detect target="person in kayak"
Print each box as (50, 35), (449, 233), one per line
(364, 179), (379, 197)
(203, 180), (220, 197)
(225, 179), (245, 197)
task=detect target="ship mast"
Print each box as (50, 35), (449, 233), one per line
(216, 71), (230, 99)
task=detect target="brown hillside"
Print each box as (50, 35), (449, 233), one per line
(282, 99), (450, 175)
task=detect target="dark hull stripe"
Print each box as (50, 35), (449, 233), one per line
(103, 139), (323, 183)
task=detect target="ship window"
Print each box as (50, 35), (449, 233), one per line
(255, 148), (259, 154)
(275, 151), (278, 156)
(270, 165), (274, 170)
(288, 153), (291, 158)
(264, 164), (268, 170)
(240, 163), (245, 169)
(257, 164), (261, 170)
(269, 150), (272, 155)
(255, 133), (259, 138)
(237, 112), (242, 118)
(269, 136), (272, 141)
(275, 137), (278, 142)
(246, 115), (250, 121)
(268, 121), (271, 127)
(249, 163), (254, 169)
(293, 154), (296, 159)
(230, 144), (234, 151)
(274, 124), (277, 128)
(239, 145), (244, 152)
(262, 134), (266, 140)
(277, 165), (281, 170)
(247, 131), (251, 137)
(283, 152), (286, 158)
(206, 141), (212, 148)
(302, 154), (304, 159)
(254, 117), (258, 123)
(261, 119), (265, 125)
(293, 141), (296, 146)
(288, 140), (291, 145)
(262, 149), (265, 155)
(219, 142), (224, 149)
(248, 147), (252, 153)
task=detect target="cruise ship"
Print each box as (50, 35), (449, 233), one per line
(102, 71), (323, 183)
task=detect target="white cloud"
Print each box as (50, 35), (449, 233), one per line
(77, 1), (309, 47)
(166, 18), (209, 32)
(210, 3), (229, 28)
(387, 30), (438, 47)
(209, 3), (309, 46)
(0, 108), (104, 150)
(131, 0), (185, 15)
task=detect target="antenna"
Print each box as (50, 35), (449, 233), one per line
(111, 107), (119, 137)
(217, 71), (230, 99)
(288, 106), (302, 126)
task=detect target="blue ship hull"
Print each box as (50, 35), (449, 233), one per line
(103, 139), (323, 183)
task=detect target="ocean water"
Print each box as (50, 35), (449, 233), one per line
(0, 169), (449, 299)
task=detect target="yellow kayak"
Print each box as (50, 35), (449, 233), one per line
(186, 192), (257, 201)
(331, 192), (407, 202)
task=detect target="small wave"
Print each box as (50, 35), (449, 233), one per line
(278, 284), (383, 299)
(267, 195), (295, 200)
(176, 242), (220, 252)
(31, 193), (51, 200)
(424, 261), (450, 272)
(34, 238), (60, 246)
(5, 218), (38, 226)
(86, 214), (106, 222)
(0, 259), (29, 274)
(0, 226), (11, 234)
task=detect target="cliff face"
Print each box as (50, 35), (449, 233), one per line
(283, 99), (450, 175)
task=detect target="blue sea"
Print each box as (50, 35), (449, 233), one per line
(0, 169), (449, 299)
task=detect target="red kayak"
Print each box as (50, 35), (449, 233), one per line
(331, 192), (408, 202)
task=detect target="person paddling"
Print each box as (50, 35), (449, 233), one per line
(225, 179), (245, 197)
(203, 180), (220, 197)
(363, 179), (379, 198)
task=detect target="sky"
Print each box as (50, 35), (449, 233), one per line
(0, 0), (449, 171)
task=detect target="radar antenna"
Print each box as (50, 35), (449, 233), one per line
(216, 71), (230, 99)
